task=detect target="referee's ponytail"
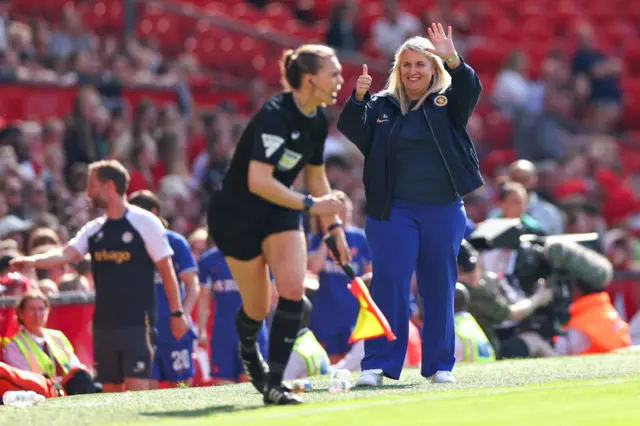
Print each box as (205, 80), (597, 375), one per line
(280, 44), (336, 92)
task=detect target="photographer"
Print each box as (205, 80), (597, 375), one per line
(457, 240), (553, 358)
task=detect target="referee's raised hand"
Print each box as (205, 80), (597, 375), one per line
(309, 193), (345, 216)
(354, 64), (372, 102)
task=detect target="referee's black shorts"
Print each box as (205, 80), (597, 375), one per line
(208, 191), (303, 261)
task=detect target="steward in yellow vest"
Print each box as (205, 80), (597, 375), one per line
(283, 295), (331, 381)
(454, 283), (496, 363)
(10, 328), (75, 378)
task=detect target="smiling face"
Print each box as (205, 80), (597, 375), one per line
(399, 49), (435, 99)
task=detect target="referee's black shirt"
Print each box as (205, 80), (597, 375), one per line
(69, 206), (174, 328)
(219, 92), (329, 216)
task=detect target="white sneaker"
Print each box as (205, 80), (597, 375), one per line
(430, 371), (456, 384)
(355, 369), (384, 387)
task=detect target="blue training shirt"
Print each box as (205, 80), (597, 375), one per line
(154, 230), (198, 345)
(307, 226), (372, 334)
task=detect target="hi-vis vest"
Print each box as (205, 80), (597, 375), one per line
(292, 329), (330, 376)
(566, 292), (631, 355)
(11, 329), (74, 378)
(454, 312), (496, 362)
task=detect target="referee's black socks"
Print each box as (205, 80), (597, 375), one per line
(236, 307), (262, 353)
(268, 297), (303, 387)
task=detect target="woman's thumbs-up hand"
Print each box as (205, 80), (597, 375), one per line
(354, 64), (372, 102)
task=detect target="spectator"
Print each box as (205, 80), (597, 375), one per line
(37, 278), (58, 296)
(63, 87), (103, 185)
(372, 0), (421, 60)
(48, 6), (92, 60)
(26, 227), (60, 255)
(127, 134), (158, 195)
(0, 215), (31, 249)
(326, 1), (360, 53)
(0, 126), (35, 181)
(294, 0), (317, 24)
(507, 160), (565, 235)
(494, 178), (544, 235)
(492, 51), (532, 115)
(1, 176), (25, 218)
(323, 155), (353, 192)
(572, 22), (622, 132)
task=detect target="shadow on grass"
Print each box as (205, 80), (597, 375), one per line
(142, 404), (263, 418)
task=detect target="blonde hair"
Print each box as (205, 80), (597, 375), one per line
(381, 37), (452, 115)
(188, 227), (208, 246)
(280, 44), (336, 92)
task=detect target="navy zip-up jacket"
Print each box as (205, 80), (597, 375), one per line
(337, 57), (484, 220)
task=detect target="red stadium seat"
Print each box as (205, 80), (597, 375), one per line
(625, 42), (640, 76)
(466, 40), (511, 75)
(483, 111), (514, 150)
(203, 2), (230, 17)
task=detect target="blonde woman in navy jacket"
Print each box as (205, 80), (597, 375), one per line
(337, 24), (483, 386)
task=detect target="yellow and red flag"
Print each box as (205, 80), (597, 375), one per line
(323, 234), (396, 343)
(348, 276), (396, 343)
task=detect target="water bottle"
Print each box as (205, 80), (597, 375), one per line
(2, 391), (45, 407)
(328, 369), (352, 393)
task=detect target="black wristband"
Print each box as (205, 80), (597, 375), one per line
(327, 220), (343, 233)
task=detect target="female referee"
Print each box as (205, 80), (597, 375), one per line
(207, 44), (351, 405)
(337, 24), (484, 386)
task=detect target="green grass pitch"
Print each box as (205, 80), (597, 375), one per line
(2, 349), (639, 426)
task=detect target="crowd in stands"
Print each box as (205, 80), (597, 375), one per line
(0, 0), (639, 392)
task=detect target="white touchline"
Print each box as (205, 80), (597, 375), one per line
(231, 376), (640, 422)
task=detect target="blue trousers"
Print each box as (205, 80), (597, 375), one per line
(362, 199), (467, 379)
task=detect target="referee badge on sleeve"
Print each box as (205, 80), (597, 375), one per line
(434, 95), (448, 107)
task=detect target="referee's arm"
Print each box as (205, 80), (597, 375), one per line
(304, 164), (341, 232)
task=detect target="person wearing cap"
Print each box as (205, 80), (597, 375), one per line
(456, 239), (553, 357)
(453, 283), (495, 363)
(127, 190), (201, 389)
